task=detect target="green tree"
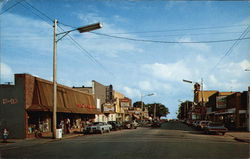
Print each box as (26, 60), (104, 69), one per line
(133, 101), (145, 108)
(145, 103), (170, 118)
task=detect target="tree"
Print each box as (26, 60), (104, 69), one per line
(145, 103), (170, 118)
(133, 101), (145, 108)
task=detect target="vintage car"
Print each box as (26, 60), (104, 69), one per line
(151, 120), (161, 128)
(84, 122), (112, 134)
(107, 121), (123, 130)
(123, 121), (138, 129)
(197, 121), (211, 130)
(204, 122), (228, 135)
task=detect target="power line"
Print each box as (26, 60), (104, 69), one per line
(19, 2), (53, 27)
(91, 32), (250, 44)
(22, 1), (54, 23)
(0, 0), (24, 15)
(15, 1), (114, 77)
(59, 22), (247, 35)
(207, 24), (250, 75)
(57, 25), (115, 77)
(109, 24), (248, 34)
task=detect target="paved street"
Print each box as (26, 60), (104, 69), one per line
(0, 122), (249, 159)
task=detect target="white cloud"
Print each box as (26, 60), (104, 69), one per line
(76, 13), (104, 24)
(138, 81), (152, 91)
(240, 60), (250, 70)
(206, 59), (250, 91)
(142, 61), (192, 81)
(122, 86), (140, 98)
(0, 63), (14, 82)
(177, 37), (210, 51)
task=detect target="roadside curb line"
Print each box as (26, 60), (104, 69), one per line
(234, 137), (250, 143)
(226, 134), (250, 143)
(46, 134), (84, 143)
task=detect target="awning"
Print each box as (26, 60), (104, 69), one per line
(26, 77), (99, 115)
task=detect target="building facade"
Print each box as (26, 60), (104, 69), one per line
(0, 74), (99, 139)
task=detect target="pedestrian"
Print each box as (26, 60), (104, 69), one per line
(60, 120), (64, 134)
(65, 118), (71, 133)
(2, 128), (9, 143)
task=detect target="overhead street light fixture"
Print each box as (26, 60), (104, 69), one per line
(182, 79), (193, 84)
(52, 19), (102, 139)
(77, 23), (102, 33)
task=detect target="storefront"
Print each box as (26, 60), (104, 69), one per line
(0, 74), (100, 139)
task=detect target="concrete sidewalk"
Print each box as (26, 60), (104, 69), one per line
(0, 133), (84, 149)
(226, 131), (250, 143)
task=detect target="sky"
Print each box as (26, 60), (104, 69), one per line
(1, 0), (250, 119)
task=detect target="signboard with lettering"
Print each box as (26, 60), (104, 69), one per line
(216, 96), (227, 109)
(2, 98), (18, 105)
(76, 104), (95, 109)
(103, 104), (115, 112)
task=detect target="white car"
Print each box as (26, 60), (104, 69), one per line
(84, 122), (112, 134)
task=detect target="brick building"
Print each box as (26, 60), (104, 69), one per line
(0, 74), (99, 139)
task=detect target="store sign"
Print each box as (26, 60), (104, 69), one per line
(2, 98), (18, 105)
(103, 105), (115, 112)
(120, 98), (131, 107)
(76, 104), (95, 109)
(216, 96), (227, 109)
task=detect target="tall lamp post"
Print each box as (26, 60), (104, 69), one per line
(183, 79), (205, 120)
(53, 19), (102, 139)
(140, 93), (154, 120)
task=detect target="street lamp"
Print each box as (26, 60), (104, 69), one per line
(140, 93), (154, 120)
(52, 19), (102, 139)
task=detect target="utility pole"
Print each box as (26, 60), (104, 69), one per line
(201, 78), (205, 120)
(154, 103), (156, 120)
(52, 19), (58, 139)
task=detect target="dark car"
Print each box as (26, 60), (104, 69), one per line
(151, 121), (161, 128)
(107, 121), (123, 131)
(204, 122), (228, 135)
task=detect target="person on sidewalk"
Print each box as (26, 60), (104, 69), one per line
(2, 128), (9, 143)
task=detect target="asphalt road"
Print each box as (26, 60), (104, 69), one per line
(0, 121), (249, 159)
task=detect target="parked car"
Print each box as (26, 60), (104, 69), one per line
(204, 122), (228, 135)
(123, 121), (138, 129)
(186, 120), (193, 126)
(192, 120), (200, 128)
(151, 121), (161, 128)
(84, 122), (112, 134)
(107, 121), (123, 131)
(197, 121), (211, 130)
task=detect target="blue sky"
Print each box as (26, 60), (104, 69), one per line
(1, 0), (250, 119)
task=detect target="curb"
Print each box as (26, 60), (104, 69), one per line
(45, 134), (84, 143)
(234, 137), (250, 143)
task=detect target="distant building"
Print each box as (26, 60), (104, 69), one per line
(193, 86), (218, 120)
(73, 80), (116, 122)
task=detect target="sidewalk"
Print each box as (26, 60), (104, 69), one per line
(0, 133), (83, 148)
(226, 131), (250, 143)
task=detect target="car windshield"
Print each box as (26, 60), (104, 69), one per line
(93, 122), (103, 125)
(209, 123), (224, 127)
